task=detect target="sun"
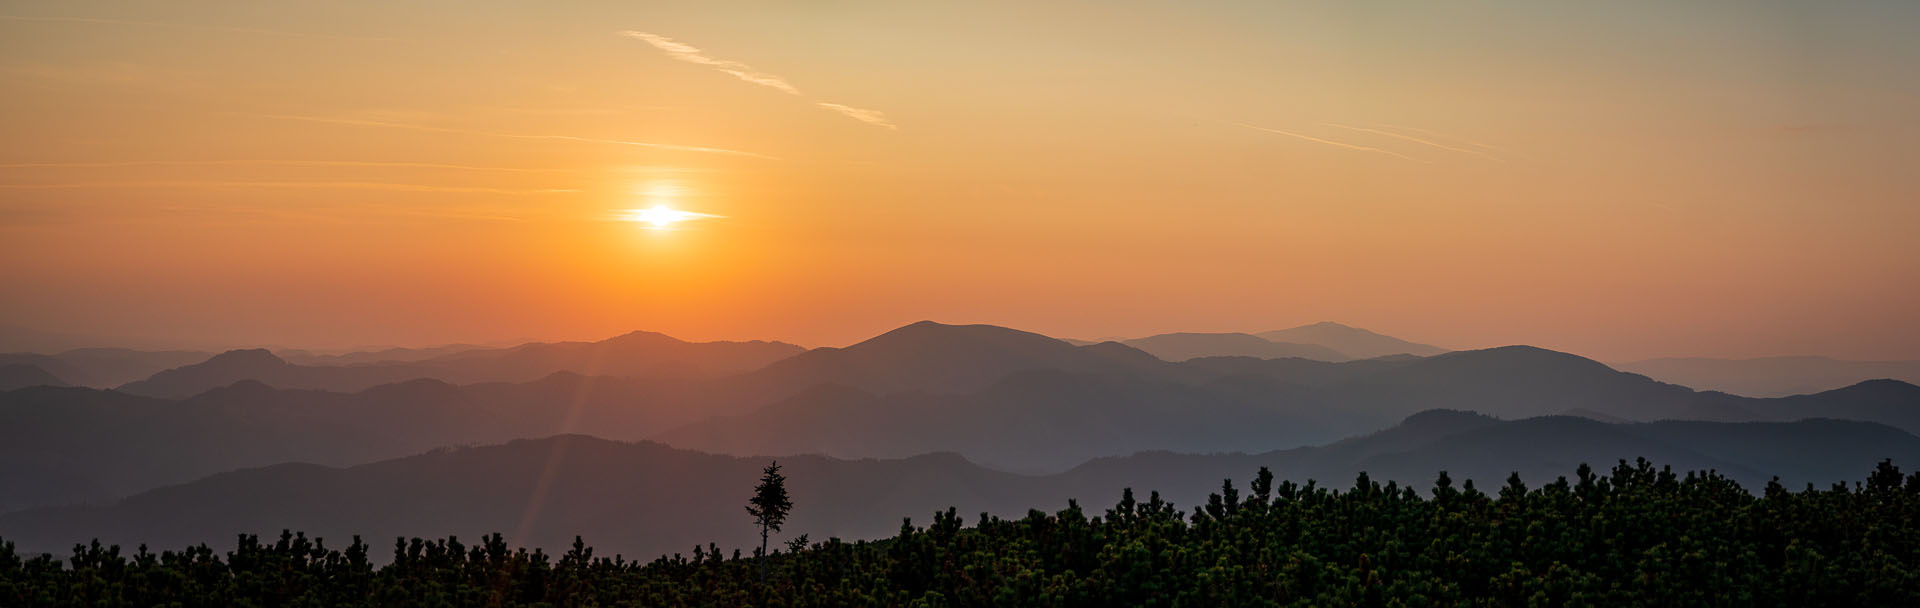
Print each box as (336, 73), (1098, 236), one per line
(619, 204), (721, 230)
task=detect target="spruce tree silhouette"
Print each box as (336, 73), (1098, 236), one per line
(746, 460), (792, 582)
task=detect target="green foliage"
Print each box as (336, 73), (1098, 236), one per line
(5, 459), (1920, 606)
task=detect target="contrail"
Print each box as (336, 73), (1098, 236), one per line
(0, 160), (581, 173)
(620, 30), (896, 130)
(261, 115), (781, 160)
(0, 14), (396, 41)
(1230, 122), (1426, 163)
(1325, 123), (1503, 161)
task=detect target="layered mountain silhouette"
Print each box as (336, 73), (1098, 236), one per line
(276, 343), (492, 366)
(0, 363), (68, 391)
(655, 369), (1368, 473)
(5, 413), (1914, 559)
(1258, 321), (1448, 359)
(721, 321), (1163, 397)
(0, 372), (736, 513)
(1119, 332), (1350, 362)
(654, 337), (1920, 472)
(8, 321), (1920, 513)
(115, 332), (802, 398)
(0, 348), (211, 388)
(1616, 356), (1920, 398)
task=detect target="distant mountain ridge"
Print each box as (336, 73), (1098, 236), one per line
(4, 413), (1915, 559)
(1616, 356), (1920, 398)
(725, 321), (1163, 397)
(1258, 321), (1448, 359)
(0, 348), (212, 388)
(9, 321), (1920, 514)
(115, 332), (804, 398)
(1120, 332), (1350, 362)
(0, 363), (68, 391)
(656, 334), (1920, 471)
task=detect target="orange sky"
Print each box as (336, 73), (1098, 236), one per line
(3, 1), (1918, 360)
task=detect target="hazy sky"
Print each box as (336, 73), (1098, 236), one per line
(3, 1), (1917, 360)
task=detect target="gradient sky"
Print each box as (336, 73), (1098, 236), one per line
(3, 1), (1918, 360)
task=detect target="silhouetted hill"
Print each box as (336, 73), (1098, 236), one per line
(7, 414), (1916, 559)
(11, 323), (1920, 514)
(276, 343), (490, 366)
(0, 372), (752, 513)
(1314, 345), (1747, 421)
(656, 369), (1374, 472)
(0, 363), (67, 391)
(404, 330), (802, 383)
(0, 348), (210, 388)
(116, 349), (397, 399)
(728, 321), (1162, 396)
(1617, 356), (1920, 397)
(1258, 321), (1447, 358)
(659, 343), (1920, 473)
(1746, 379), (1920, 435)
(1120, 332), (1350, 362)
(0, 436), (1053, 561)
(0, 380), (515, 513)
(115, 333), (803, 398)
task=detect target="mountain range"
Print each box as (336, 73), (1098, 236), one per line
(6, 321), (1918, 515)
(1119, 332), (1351, 362)
(4, 412), (1914, 560)
(1257, 321), (1449, 358)
(0, 348), (213, 389)
(1617, 356), (1920, 397)
(115, 331), (803, 398)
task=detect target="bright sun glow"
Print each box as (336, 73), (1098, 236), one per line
(619, 205), (721, 230)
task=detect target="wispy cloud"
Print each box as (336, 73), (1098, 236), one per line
(1231, 122), (1426, 163)
(0, 14), (395, 41)
(620, 31), (896, 130)
(0, 180), (579, 194)
(0, 160), (581, 173)
(815, 103), (897, 130)
(1365, 123), (1502, 153)
(622, 31), (801, 95)
(1325, 123), (1502, 161)
(261, 115), (780, 160)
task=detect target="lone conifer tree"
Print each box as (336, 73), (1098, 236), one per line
(746, 460), (792, 581)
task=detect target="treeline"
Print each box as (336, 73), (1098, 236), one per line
(4, 459), (1919, 607)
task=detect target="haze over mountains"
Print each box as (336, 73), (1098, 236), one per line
(114, 332), (803, 398)
(4, 412), (1914, 559)
(1085, 322), (1449, 363)
(1617, 356), (1920, 398)
(1119, 332), (1351, 363)
(1257, 322), (1449, 359)
(0, 349), (213, 389)
(4, 320), (1918, 518)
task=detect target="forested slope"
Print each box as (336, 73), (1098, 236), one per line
(4, 460), (1918, 606)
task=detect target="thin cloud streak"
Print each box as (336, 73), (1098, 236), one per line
(0, 14), (396, 41)
(622, 31), (802, 96)
(0, 160), (582, 173)
(261, 115), (780, 160)
(1366, 123), (1502, 153)
(0, 180), (580, 194)
(816, 103), (897, 130)
(619, 30), (895, 130)
(1231, 122), (1426, 163)
(1323, 123), (1503, 161)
